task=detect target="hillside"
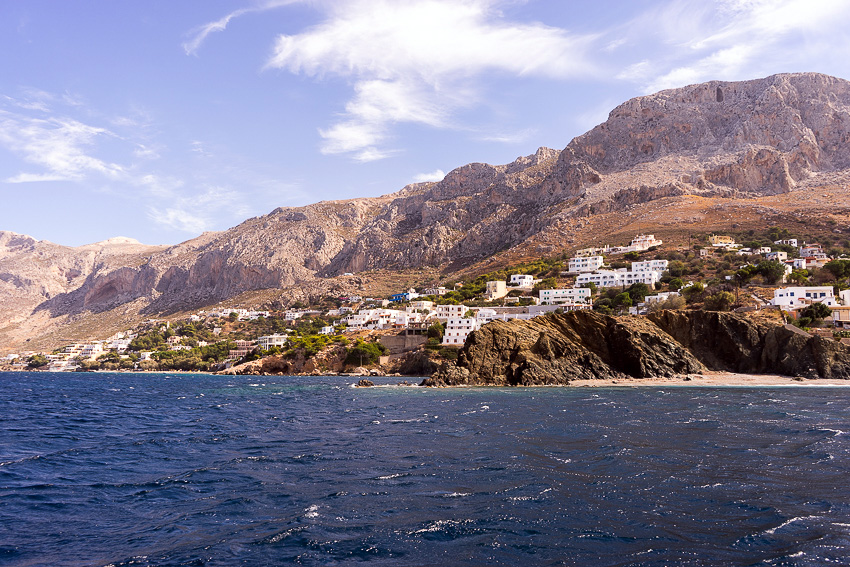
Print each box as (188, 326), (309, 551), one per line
(3, 72), (850, 353)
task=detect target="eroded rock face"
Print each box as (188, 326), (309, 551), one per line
(647, 310), (850, 379)
(424, 311), (706, 386)
(424, 311), (850, 386)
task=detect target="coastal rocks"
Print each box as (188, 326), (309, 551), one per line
(425, 311), (706, 386)
(647, 310), (850, 379)
(426, 310), (850, 386)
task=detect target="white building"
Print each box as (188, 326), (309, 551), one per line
(567, 256), (604, 273)
(423, 286), (448, 296)
(319, 326), (334, 335)
(775, 239), (798, 247)
(765, 251), (787, 262)
(770, 286), (838, 308)
(799, 244), (826, 258)
(539, 288), (593, 305)
(756, 247), (772, 254)
(485, 280), (508, 300)
(434, 304), (468, 321)
(575, 246), (607, 257)
(623, 234), (662, 252)
(575, 269), (661, 288)
(256, 334), (289, 350)
(631, 259), (669, 273)
(395, 312), (425, 327)
(408, 300), (434, 312)
(442, 317), (480, 346)
(80, 343), (104, 360)
(509, 274), (536, 288)
(284, 311), (304, 321)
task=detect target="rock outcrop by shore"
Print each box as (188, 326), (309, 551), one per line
(423, 311), (850, 386)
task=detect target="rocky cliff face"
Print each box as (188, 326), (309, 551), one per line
(3, 72), (850, 350)
(425, 311), (850, 386)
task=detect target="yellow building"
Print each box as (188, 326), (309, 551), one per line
(708, 234), (736, 247)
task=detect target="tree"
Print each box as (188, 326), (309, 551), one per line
(613, 292), (633, 309)
(626, 282), (650, 303)
(681, 282), (705, 303)
(27, 354), (49, 369)
(824, 259), (850, 281)
(789, 269), (809, 285)
(427, 322), (444, 341)
(799, 302), (832, 323)
(667, 261), (686, 278)
(704, 291), (735, 311)
(668, 277), (684, 291)
(645, 295), (686, 313)
(756, 260), (786, 284)
(345, 340), (386, 366)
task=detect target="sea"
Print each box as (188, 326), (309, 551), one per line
(2, 372), (850, 566)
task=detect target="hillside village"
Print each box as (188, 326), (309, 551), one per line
(6, 227), (850, 375)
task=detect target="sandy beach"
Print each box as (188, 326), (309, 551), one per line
(569, 371), (850, 387)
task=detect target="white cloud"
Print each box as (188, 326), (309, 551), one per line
(412, 169), (445, 183)
(617, 0), (850, 93)
(477, 128), (536, 144)
(4, 172), (73, 183)
(0, 91), (303, 237)
(0, 109), (124, 181)
(264, 0), (599, 159)
(147, 206), (211, 234)
(183, 0), (303, 55)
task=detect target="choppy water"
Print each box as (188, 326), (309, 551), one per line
(2, 372), (850, 566)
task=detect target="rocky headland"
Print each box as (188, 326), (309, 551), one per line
(424, 311), (850, 386)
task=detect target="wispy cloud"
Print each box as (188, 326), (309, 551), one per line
(612, 0), (850, 93)
(0, 90), (302, 236)
(412, 169), (445, 183)
(183, 0), (302, 56)
(263, 0), (599, 160)
(0, 109), (124, 182)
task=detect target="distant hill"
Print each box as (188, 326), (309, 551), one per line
(3, 72), (850, 352)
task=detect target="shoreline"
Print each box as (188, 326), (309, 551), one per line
(568, 371), (850, 387)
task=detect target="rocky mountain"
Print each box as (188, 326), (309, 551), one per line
(424, 310), (850, 386)
(3, 72), (850, 352)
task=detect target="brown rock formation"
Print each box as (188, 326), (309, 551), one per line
(424, 311), (850, 386)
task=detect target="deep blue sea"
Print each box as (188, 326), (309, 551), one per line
(2, 372), (850, 566)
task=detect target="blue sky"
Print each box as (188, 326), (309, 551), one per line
(2, 0), (850, 246)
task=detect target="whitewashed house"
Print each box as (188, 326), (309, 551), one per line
(575, 269), (661, 288)
(539, 287), (593, 305)
(631, 259), (669, 273)
(441, 317), (480, 346)
(567, 256), (604, 273)
(257, 334), (289, 350)
(509, 274), (536, 288)
(434, 304), (468, 321)
(485, 280), (508, 300)
(770, 286), (838, 308)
